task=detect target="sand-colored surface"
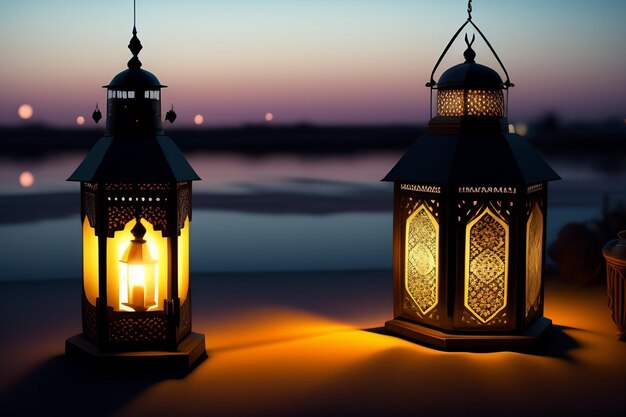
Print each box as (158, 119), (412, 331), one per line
(1, 271), (625, 417)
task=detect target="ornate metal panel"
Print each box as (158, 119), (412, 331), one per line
(464, 207), (509, 323)
(405, 204), (439, 315)
(102, 182), (173, 237)
(437, 89), (504, 117)
(108, 313), (168, 343)
(107, 205), (135, 236)
(177, 181), (191, 233)
(142, 205), (168, 234)
(437, 90), (465, 116)
(83, 191), (97, 228)
(526, 202), (543, 316)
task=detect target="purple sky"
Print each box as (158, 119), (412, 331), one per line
(1, 0), (625, 127)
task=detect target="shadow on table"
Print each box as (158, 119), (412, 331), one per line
(0, 354), (185, 417)
(364, 324), (581, 362)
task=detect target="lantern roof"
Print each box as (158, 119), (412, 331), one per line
(68, 135), (199, 183)
(384, 3), (558, 186)
(69, 17), (199, 183)
(382, 131), (559, 186)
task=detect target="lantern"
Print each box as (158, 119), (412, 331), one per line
(65, 21), (206, 370)
(383, 2), (559, 350)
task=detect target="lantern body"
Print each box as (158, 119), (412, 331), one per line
(391, 181), (549, 334)
(77, 180), (194, 352)
(66, 28), (205, 367)
(384, 46), (559, 349)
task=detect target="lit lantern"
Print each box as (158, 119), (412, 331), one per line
(383, 2), (559, 349)
(65, 20), (206, 370)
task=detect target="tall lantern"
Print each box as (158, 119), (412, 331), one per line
(383, 1), (559, 350)
(65, 18), (206, 370)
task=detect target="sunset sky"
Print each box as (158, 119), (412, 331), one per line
(0, 0), (624, 127)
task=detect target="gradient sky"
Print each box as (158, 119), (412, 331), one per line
(0, 0), (624, 127)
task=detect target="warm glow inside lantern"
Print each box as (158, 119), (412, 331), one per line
(66, 22), (206, 370)
(383, 7), (559, 350)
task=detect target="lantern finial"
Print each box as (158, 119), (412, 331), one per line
(131, 218), (147, 241)
(127, 0), (142, 69)
(127, 26), (143, 69)
(91, 103), (102, 123)
(463, 33), (476, 63)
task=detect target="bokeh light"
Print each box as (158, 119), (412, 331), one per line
(76, 116), (85, 125)
(515, 123), (528, 136)
(194, 114), (204, 125)
(19, 171), (34, 188)
(17, 104), (33, 120)
(265, 112), (274, 122)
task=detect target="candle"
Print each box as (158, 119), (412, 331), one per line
(131, 284), (145, 307)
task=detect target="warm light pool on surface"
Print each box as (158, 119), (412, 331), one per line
(1, 277), (625, 416)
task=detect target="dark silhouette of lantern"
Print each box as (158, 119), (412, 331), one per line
(383, 2), (559, 350)
(65, 15), (206, 370)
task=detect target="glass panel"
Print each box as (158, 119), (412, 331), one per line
(145, 90), (150, 99)
(106, 218), (169, 312)
(128, 91), (135, 99)
(150, 90), (154, 99)
(405, 205), (439, 315)
(82, 216), (98, 306)
(178, 216), (190, 303)
(122, 91), (127, 99)
(526, 203), (543, 316)
(464, 207), (508, 323)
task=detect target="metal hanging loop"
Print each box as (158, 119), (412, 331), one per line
(426, 2), (514, 90)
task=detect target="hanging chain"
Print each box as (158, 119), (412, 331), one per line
(467, 0), (472, 20)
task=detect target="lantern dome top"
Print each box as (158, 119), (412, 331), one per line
(104, 26), (166, 89)
(437, 61), (503, 91)
(435, 34), (504, 90)
(105, 68), (165, 89)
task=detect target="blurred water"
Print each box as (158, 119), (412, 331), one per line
(0, 152), (624, 281)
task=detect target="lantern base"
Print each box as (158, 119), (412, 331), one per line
(384, 317), (552, 351)
(65, 332), (207, 373)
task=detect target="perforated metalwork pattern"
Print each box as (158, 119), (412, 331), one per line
(464, 208), (508, 323)
(107, 206), (135, 236)
(108, 314), (168, 343)
(466, 89), (504, 116)
(139, 183), (171, 191)
(437, 89), (504, 117)
(405, 205), (439, 315)
(142, 205), (168, 234)
(84, 182), (98, 191)
(177, 182), (191, 232)
(526, 202), (543, 316)
(102, 182), (174, 236)
(437, 90), (465, 116)
(84, 192), (97, 228)
(105, 183), (133, 191)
